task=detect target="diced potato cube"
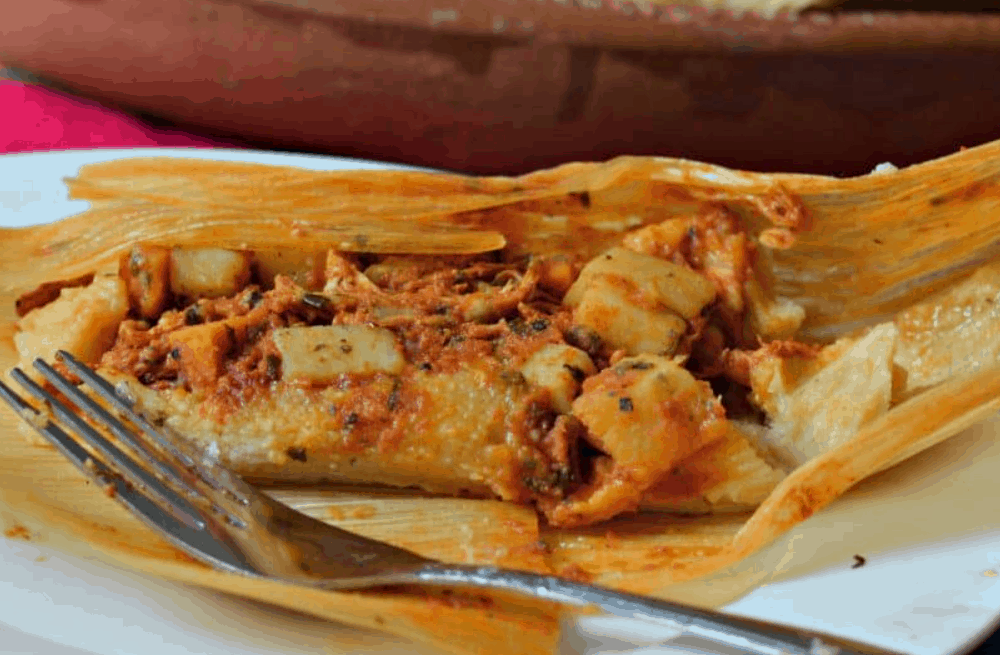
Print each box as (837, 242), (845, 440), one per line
(573, 278), (688, 356)
(170, 248), (252, 299)
(120, 244), (171, 318)
(550, 355), (727, 525)
(572, 355), (725, 468)
(520, 344), (596, 413)
(272, 325), (405, 382)
(15, 272), (128, 366)
(252, 248), (326, 290)
(168, 322), (234, 390)
(564, 247), (716, 319)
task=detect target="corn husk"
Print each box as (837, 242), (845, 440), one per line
(5, 142), (1000, 653)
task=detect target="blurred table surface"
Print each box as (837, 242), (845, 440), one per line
(1, 68), (998, 655)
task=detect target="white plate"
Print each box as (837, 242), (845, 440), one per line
(2, 148), (999, 655)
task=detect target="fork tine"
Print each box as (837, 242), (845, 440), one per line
(10, 367), (207, 531)
(26, 361), (250, 529)
(0, 378), (114, 484)
(53, 353), (198, 468)
(56, 351), (250, 506)
(32, 358), (207, 503)
(0, 373), (260, 576)
(45, 354), (252, 528)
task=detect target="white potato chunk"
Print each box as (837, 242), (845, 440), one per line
(751, 323), (897, 464)
(548, 355), (726, 526)
(564, 247), (716, 319)
(15, 272), (128, 366)
(170, 248), (252, 299)
(120, 245), (171, 318)
(253, 248), (325, 290)
(572, 355), (724, 462)
(520, 344), (597, 413)
(272, 325), (405, 382)
(573, 278), (688, 356)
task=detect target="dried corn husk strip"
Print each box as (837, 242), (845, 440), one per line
(728, 361), (1000, 559)
(12, 203), (505, 279)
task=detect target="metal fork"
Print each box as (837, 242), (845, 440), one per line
(0, 351), (900, 655)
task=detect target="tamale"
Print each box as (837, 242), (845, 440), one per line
(7, 143), (1000, 652)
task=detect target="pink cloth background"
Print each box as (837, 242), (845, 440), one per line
(0, 79), (233, 153)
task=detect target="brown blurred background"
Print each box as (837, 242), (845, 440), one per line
(4, 0), (1000, 175)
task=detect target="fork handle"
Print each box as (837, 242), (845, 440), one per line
(398, 564), (902, 655)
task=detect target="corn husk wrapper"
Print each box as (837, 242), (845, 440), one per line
(5, 143), (1000, 654)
